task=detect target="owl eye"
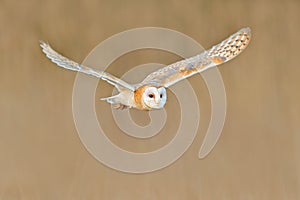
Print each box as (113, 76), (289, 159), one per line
(148, 94), (154, 98)
(160, 94), (163, 98)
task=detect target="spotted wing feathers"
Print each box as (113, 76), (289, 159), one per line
(141, 27), (251, 88)
(207, 27), (251, 64)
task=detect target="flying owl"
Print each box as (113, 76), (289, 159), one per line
(40, 28), (251, 110)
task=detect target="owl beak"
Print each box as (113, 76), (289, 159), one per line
(155, 98), (160, 104)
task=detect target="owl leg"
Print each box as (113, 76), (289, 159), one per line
(100, 95), (129, 110)
(112, 104), (129, 110)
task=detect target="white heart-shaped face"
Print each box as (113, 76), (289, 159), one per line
(142, 87), (167, 109)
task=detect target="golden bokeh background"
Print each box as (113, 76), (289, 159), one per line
(1, 0), (300, 199)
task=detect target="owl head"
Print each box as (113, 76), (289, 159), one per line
(142, 87), (167, 109)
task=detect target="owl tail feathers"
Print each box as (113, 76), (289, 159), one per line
(100, 95), (129, 110)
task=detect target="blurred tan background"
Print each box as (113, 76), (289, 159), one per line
(1, 0), (300, 199)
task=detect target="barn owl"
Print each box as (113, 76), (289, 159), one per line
(40, 28), (251, 110)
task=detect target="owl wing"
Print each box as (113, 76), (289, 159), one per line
(141, 27), (251, 88)
(40, 41), (135, 91)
